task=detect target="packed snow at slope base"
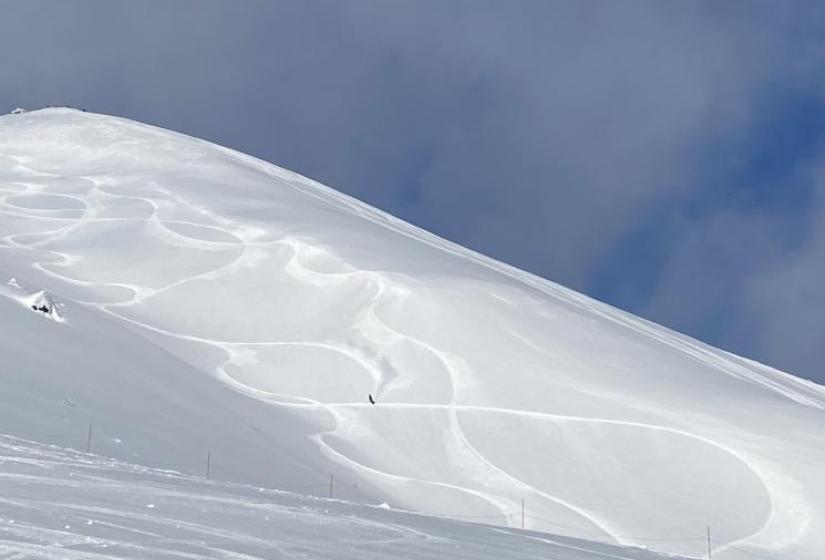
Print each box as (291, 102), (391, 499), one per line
(0, 436), (687, 560)
(0, 109), (823, 560)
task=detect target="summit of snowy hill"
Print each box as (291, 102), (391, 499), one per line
(1, 108), (824, 560)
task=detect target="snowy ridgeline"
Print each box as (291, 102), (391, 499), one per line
(0, 436), (685, 560)
(0, 108), (823, 560)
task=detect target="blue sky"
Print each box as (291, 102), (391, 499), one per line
(3, 1), (825, 384)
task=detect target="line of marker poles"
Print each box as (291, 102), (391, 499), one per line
(516, 499), (713, 560)
(79, 424), (342, 500)
(85, 434), (333, 499)
(79, 430), (716, 558)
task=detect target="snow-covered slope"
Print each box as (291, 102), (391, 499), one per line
(1, 108), (823, 560)
(0, 435), (687, 560)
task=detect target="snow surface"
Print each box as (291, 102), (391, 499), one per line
(0, 108), (823, 560)
(0, 435), (685, 560)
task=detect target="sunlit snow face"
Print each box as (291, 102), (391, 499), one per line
(1, 109), (823, 560)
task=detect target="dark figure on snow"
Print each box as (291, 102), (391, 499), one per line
(368, 394), (375, 405)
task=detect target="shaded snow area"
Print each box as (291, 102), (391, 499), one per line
(0, 436), (684, 560)
(0, 108), (823, 560)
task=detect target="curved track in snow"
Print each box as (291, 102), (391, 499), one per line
(1, 109), (823, 560)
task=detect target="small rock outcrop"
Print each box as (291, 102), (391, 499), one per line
(27, 291), (64, 322)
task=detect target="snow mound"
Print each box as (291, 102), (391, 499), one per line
(0, 108), (822, 560)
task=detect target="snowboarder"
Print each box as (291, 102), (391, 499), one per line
(368, 394), (375, 405)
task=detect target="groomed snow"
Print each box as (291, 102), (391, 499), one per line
(1, 108), (824, 560)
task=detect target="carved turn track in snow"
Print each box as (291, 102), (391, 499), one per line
(1, 109), (823, 560)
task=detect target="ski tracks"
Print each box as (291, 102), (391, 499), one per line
(0, 154), (801, 558)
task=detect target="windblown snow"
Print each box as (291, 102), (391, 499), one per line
(0, 108), (823, 560)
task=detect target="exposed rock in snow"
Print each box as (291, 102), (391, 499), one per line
(25, 290), (64, 321)
(1, 280), (66, 321)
